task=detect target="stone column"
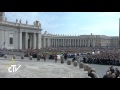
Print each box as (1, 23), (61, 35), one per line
(33, 33), (36, 49)
(56, 39), (57, 47)
(66, 39), (67, 47)
(64, 39), (65, 47)
(61, 39), (62, 46)
(56, 39), (58, 47)
(50, 39), (52, 47)
(64, 39), (66, 47)
(58, 39), (59, 47)
(65, 39), (66, 47)
(53, 39), (54, 47)
(62, 39), (63, 47)
(77, 39), (78, 47)
(81, 39), (83, 47)
(85, 40), (86, 47)
(74, 39), (76, 47)
(38, 32), (41, 49)
(66, 39), (68, 47)
(71, 39), (73, 47)
(29, 34), (32, 49)
(54, 39), (55, 47)
(83, 40), (84, 47)
(78, 39), (79, 47)
(53, 39), (55, 47)
(68, 39), (69, 46)
(19, 32), (22, 49)
(47, 38), (50, 47)
(63, 39), (64, 47)
(93, 39), (95, 47)
(43, 38), (46, 48)
(52, 39), (53, 47)
(84, 40), (85, 47)
(54, 39), (56, 47)
(75, 39), (77, 47)
(72, 39), (74, 47)
(25, 32), (28, 49)
(70, 39), (71, 47)
(79, 39), (80, 47)
(88, 40), (90, 47)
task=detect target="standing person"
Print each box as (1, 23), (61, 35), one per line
(54, 53), (58, 63)
(64, 53), (67, 61)
(88, 70), (95, 78)
(109, 66), (114, 73)
(115, 68), (120, 78)
(43, 54), (46, 61)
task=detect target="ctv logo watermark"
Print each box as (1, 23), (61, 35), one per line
(8, 65), (21, 73)
(6, 58), (21, 73)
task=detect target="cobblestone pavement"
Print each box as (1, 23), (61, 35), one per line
(0, 55), (88, 78)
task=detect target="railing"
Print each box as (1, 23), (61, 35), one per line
(0, 21), (40, 29)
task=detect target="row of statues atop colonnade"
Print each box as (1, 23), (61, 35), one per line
(3, 17), (41, 27)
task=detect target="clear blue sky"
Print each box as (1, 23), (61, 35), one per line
(5, 12), (120, 36)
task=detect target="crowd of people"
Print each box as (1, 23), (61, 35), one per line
(103, 66), (120, 78)
(83, 50), (120, 66)
(1, 47), (120, 78)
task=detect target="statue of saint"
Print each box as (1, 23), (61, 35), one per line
(16, 19), (18, 23)
(19, 19), (21, 24)
(5, 17), (7, 21)
(26, 20), (28, 25)
(39, 23), (41, 27)
(34, 21), (36, 26)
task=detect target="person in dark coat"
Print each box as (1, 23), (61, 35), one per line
(115, 68), (120, 78)
(103, 72), (109, 78)
(88, 70), (95, 78)
(54, 54), (57, 63)
(109, 66), (114, 73)
(64, 53), (67, 60)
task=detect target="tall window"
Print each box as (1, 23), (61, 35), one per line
(9, 34), (14, 45)
(10, 37), (13, 44)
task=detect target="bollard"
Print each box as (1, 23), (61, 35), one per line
(67, 60), (71, 65)
(37, 54), (40, 61)
(75, 56), (80, 62)
(91, 68), (96, 72)
(83, 64), (89, 71)
(61, 56), (64, 64)
(4, 55), (7, 58)
(21, 55), (24, 59)
(79, 62), (84, 68)
(87, 66), (92, 73)
(73, 61), (78, 67)
(92, 72), (99, 78)
(29, 56), (33, 60)
(13, 55), (16, 59)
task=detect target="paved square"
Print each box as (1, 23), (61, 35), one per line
(0, 56), (88, 78)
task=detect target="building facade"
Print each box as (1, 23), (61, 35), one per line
(0, 12), (42, 49)
(0, 12), (119, 49)
(41, 33), (119, 48)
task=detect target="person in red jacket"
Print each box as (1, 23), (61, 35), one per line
(43, 54), (46, 61)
